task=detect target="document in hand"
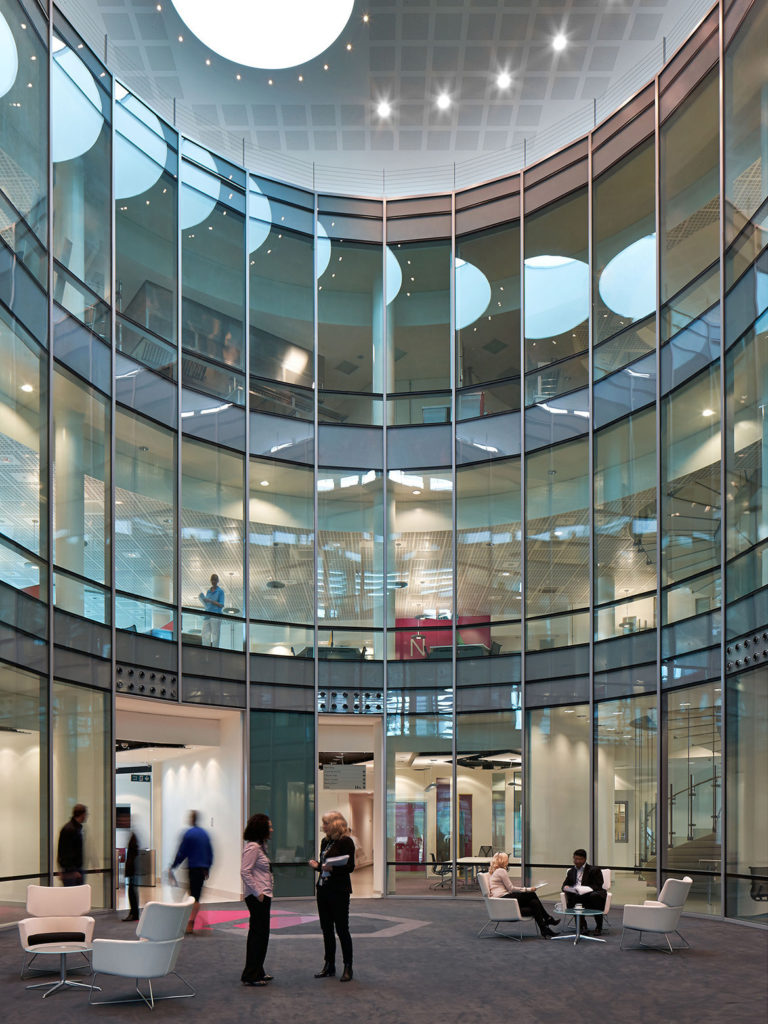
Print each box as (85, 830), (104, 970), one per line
(565, 884), (593, 895)
(532, 882), (549, 890)
(324, 854), (349, 866)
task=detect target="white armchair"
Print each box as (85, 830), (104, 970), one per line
(559, 868), (612, 929)
(477, 872), (538, 940)
(19, 884), (95, 980)
(620, 876), (692, 953)
(89, 897), (195, 1009)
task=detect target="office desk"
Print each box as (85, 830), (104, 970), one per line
(457, 856), (492, 886)
(296, 646), (363, 660)
(428, 643), (492, 659)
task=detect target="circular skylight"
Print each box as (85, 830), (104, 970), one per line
(115, 89), (167, 199)
(524, 256), (589, 338)
(599, 234), (656, 320)
(51, 42), (104, 163)
(0, 11), (18, 98)
(455, 258), (492, 329)
(170, 0), (355, 69)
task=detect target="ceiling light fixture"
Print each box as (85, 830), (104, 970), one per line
(496, 71), (512, 89)
(20, 383), (34, 392)
(553, 32), (567, 52)
(702, 408), (715, 417)
(436, 92), (451, 110)
(169, 1), (355, 69)
(377, 99), (391, 118)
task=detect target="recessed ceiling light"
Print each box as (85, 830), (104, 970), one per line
(260, 480), (270, 487)
(436, 92), (451, 110)
(553, 33), (567, 52)
(178, 35), (183, 42)
(205, 58), (211, 65)
(20, 383), (34, 392)
(702, 408), (715, 417)
(496, 71), (512, 89)
(377, 99), (391, 118)
(346, 42), (352, 51)
(412, 489), (421, 495)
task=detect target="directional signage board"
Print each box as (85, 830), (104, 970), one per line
(323, 764), (367, 790)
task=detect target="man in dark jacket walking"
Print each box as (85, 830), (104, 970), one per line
(57, 804), (88, 886)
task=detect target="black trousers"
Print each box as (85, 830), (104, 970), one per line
(316, 887), (353, 967)
(242, 894), (271, 982)
(127, 875), (139, 918)
(501, 891), (551, 933)
(564, 890), (606, 928)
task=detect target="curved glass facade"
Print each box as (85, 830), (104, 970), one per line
(0, 0), (765, 921)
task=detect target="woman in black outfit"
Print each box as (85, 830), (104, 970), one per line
(309, 811), (355, 982)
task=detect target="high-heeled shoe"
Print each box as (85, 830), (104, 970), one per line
(340, 964), (353, 982)
(314, 963), (335, 978)
(541, 927), (556, 939)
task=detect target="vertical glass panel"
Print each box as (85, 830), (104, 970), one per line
(661, 364), (721, 597)
(0, 0), (48, 252)
(660, 71), (719, 341)
(53, 364), (110, 595)
(726, 668), (768, 922)
(386, 689), (454, 895)
(181, 437), (245, 646)
(456, 222), (520, 389)
(0, 663), (47, 898)
(527, 704), (589, 865)
(724, 0), (768, 256)
(317, 467), (383, 636)
(317, 225), (381, 395)
(249, 188), (313, 389)
(249, 457), (314, 643)
(456, 706), (521, 865)
(250, 709), (315, 896)
(388, 467), (452, 661)
(595, 694), (657, 881)
(114, 408), (176, 605)
(456, 456), (521, 653)
(51, 29), (111, 309)
(665, 682), (721, 914)
(115, 90), (178, 348)
(594, 407), (657, 640)
(725, 327), (768, 596)
(526, 436), (589, 649)
(524, 189), (588, 402)
(388, 239), (451, 398)
(181, 156), (245, 392)
(52, 680), (111, 907)
(593, 141), (656, 378)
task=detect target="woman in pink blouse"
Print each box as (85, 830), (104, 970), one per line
(487, 852), (559, 938)
(240, 813), (274, 986)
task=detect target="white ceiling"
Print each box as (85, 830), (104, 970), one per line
(60, 0), (711, 189)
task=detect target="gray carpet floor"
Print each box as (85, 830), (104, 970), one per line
(4, 898), (767, 1024)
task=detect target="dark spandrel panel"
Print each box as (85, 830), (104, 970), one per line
(181, 646), (246, 682)
(0, 581), (48, 641)
(0, 622), (48, 674)
(525, 675), (589, 708)
(662, 646), (720, 688)
(524, 391), (589, 450)
(249, 683), (314, 713)
(183, 674), (246, 708)
(116, 630), (178, 673)
(456, 651), (521, 689)
(318, 657), (384, 692)
(725, 588), (768, 645)
(53, 644), (111, 689)
(662, 612), (721, 661)
(593, 355), (656, 428)
(387, 658), (453, 690)
(456, 411), (521, 464)
(456, 678), (521, 713)
(594, 632), (657, 674)
(53, 306), (111, 395)
(318, 423), (382, 470)
(181, 388), (246, 449)
(594, 662), (657, 702)
(526, 644), (589, 682)
(53, 608), (110, 661)
(387, 424), (452, 469)
(0, 240), (47, 344)
(115, 354), (177, 429)
(250, 653), (314, 688)
(249, 410), (314, 463)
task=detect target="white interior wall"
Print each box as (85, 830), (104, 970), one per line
(0, 731), (40, 900)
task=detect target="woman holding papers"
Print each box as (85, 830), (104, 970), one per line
(240, 814), (274, 986)
(488, 852), (559, 938)
(309, 811), (356, 981)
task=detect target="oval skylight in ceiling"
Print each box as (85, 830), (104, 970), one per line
(0, 11), (18, 98)
(51, 41), (104, 163)
(115, 88), (167, 199)
(170, 0), (355, 69)
(598, 234), (656, 320)
(455, 258), (492, 329)
(524, 255), (589, 339)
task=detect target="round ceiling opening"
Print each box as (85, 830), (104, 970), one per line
(170, 0), (355, 70)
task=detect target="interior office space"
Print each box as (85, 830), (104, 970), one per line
(0, 0), (765, 928)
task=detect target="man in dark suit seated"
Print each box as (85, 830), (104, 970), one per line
(562, 848), (607, 936)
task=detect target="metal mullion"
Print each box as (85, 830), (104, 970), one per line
(519, 168), (528, 881)
(108, 55), (117, 911)
(243, 171), (251, 828)
(450, 189), (457, 897)
(654, 70), (664, 899)
(381, 197), (389, 896)
(312, 188), (320, 849)
(587, 131), (596, 867)
(45, 0), (54, 889)
(174, 133), (183, 703)
(717, 0), (727, 921)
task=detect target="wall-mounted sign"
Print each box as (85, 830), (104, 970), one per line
(131, 774), (151, 783)
(323, 764), (367, 791)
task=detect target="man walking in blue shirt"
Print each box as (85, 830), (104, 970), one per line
(171, 810), (214, 934)
(199, 573), (225, 647)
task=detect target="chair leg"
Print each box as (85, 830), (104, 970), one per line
(88, 971), (196, 1007)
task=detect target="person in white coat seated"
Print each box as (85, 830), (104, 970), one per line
(487, 853), (559, 939)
